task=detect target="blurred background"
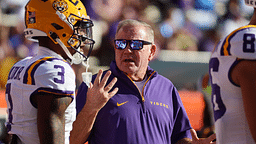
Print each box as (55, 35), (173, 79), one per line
(0, 0), (254, 140)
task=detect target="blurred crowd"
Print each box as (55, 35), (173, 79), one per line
(0, 0), (254, 90)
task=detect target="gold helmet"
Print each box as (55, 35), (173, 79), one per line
(24, 0), (95, 64)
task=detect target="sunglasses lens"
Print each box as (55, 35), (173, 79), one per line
(130, 40), (143, 50)
(115, 40), (127, 49)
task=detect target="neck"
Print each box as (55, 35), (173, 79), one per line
(249, 9), (256, 25)
(38, 37), (69, 60)
(126, 71), (146, 82)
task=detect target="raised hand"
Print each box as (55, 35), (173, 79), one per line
(85, 69), (119, 112)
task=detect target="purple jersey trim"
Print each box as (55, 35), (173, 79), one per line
(6, 83), (13, 132)
(220, 28), (250, 56)
(30, 87), (74, 108)
(228, 59), (242, 87)
(23, 57), (68, 85)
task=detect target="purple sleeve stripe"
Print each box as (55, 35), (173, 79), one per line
(220, 32), (236, 56)
(228, 58), (242, 87)
(23, 57), (67, 85)
(5, 83), (13, 132)
(36, 87), (75, 97)
(221, 26), (253, 56)
(228, 59), (256, 87)
(30, 87), (75, 108)
(37, 89), (74, 96)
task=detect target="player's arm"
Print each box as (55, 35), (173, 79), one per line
(70, 70), (118, 144)
(35, 93), (72, 144)
(231, 60), (256, 142)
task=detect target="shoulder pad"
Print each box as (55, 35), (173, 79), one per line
(23, 57), (70, 85)
(219, 25), (256, 60)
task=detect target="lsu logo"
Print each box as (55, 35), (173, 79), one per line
(53, 0), (68, 12)
(52, 0), (80, 12)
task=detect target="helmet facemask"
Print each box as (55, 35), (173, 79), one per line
(66, 14), (95, 65)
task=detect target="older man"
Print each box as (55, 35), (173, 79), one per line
(71, 19), (215, 144)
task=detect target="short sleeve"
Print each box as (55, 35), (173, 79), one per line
(220, 26), (256, 59)
(171, 88), (192, 143)
(25, 58), (76, 97)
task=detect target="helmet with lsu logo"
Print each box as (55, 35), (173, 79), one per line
(24, 0), (95, 64)
(245, 0), (256, 7)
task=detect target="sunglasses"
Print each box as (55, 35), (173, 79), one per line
(114, 39), (152, 50)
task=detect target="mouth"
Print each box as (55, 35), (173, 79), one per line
(123, 58), (135, 63)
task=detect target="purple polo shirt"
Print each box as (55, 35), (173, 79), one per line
(76, 61), (192, 144)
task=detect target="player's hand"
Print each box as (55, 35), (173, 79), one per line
(190, 129), (216, 144)
(86, 69), (118, 112)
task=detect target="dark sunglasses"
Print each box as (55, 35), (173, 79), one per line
(114, 39), (152, 50)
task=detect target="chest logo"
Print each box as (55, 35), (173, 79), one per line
(150, 101), (169, 109)
(117, 101), (128, 106)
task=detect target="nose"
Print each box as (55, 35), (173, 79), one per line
(124, 44), (133, 53)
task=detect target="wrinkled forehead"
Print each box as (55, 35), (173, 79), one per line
(115, 25), (148, 40)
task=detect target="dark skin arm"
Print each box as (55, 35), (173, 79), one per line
(231, 60), (256, 142)
(34, 93), (72, 144)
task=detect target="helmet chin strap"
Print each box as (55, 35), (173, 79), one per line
(81, 59), (92, 88)
(55, 38), (84, 65)
(56, 38), (92, 87)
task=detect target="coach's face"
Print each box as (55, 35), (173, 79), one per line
(114, 25), (156, 81)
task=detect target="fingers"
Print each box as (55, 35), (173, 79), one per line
(109, 87), (119, 98)
(201, 133), (216, 143)
(208, 133), (216, 143)
(91, 70), (118, 94)
(99, 70), (112, 88)
(190, 128), (216, 144)
(104, 77), (117, 92)
(94, 69), (103, 86)
(93, 70), (117, 90)
(93, 70), (111, 87)
(190, 129), (199, 141)
(88, 82), (93, 89)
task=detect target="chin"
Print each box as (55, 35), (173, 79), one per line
(120, 66), (136, 74)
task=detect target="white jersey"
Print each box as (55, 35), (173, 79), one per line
(5, 47), (76, 144)
(209, 25), (256, 144)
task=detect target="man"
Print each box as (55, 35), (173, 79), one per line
(71, 19), (215, 144)
(4, 0), (95, 143)
(209, 0), (256, 143)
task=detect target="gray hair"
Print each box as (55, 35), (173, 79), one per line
(115, 19), (154, 43)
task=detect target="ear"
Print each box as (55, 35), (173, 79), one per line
(148, 44), (156, 61)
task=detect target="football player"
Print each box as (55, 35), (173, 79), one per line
(209, 0), (256, 143)
(4, 0), (94, 143)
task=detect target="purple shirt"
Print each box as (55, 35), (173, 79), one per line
(76, 61), (192, 144)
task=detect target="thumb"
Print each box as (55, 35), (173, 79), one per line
(89, 82), (93, 88)
(190, 129), (199, 141)
(87, 82), (93, 90)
